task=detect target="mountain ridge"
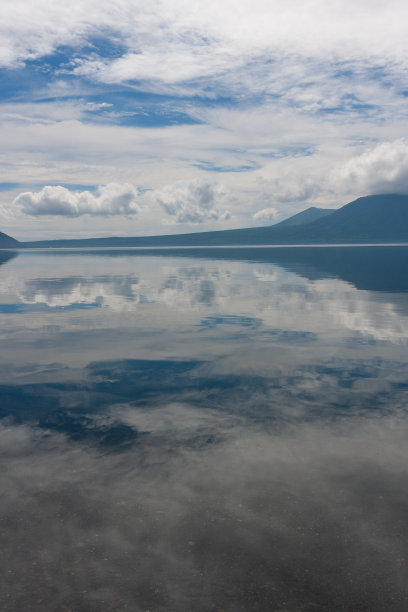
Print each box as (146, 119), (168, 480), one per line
(1, 194), (408, 248)
(0, 231), (21, 248)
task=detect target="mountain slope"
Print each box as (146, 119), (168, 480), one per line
(17, 193), (408, 248)
(282, 194), (408, 243)
(273, 206), (334, 228)
(0, 231), (20, 248)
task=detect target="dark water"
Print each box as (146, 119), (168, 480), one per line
(1, 246), (408, 611)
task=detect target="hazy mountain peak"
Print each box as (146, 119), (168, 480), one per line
(273, 206), (334, 228)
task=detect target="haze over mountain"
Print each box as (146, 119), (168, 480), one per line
(1, 194), (408, 248)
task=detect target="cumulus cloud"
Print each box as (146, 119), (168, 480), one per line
(253, 207), (278, 222)
(336, 140), (408, 195)
(152, 178), (231, 224)
(14, 183), (141, 217)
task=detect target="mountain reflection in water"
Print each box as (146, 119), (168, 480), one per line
(0, 246), (408, 611)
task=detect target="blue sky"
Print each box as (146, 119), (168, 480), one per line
(1, 0), (408, 239)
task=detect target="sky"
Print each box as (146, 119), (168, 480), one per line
(1, 0), (408, 240)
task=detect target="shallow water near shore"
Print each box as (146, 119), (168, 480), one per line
(1, 245), (408, 611)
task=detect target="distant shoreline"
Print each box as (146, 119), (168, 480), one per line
(3, 243), (408, 251)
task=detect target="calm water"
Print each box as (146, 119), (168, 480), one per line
(1, 246), (408, 611)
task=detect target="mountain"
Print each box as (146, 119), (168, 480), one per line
(6, 193), (408, 248)
(273, 206), (334, 228)
(0, 231), (20, 248)
(278, 193), (408, 243)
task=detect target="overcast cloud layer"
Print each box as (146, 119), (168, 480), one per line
(1, 1), (408, 238)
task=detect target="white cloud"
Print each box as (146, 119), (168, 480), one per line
(253, 207), (278, 222)
(14, 183), (141, 217)
(85, 102), (113, 112)
(152, 178), (231, 224)
(1, 2), (407, 66)
(2, 1), (408, 99)
(335, 140), (408, 195)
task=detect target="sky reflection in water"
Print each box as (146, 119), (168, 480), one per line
(1, 247), (408, 611)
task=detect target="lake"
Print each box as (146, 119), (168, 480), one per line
(1, 246), (408, 611)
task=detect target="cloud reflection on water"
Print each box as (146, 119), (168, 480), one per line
(1, 408), (408, 611)
(0, 248), (408, 610)
(0, 249), (408, 344)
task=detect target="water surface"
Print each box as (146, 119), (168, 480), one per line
(1, 246), (408, 611)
